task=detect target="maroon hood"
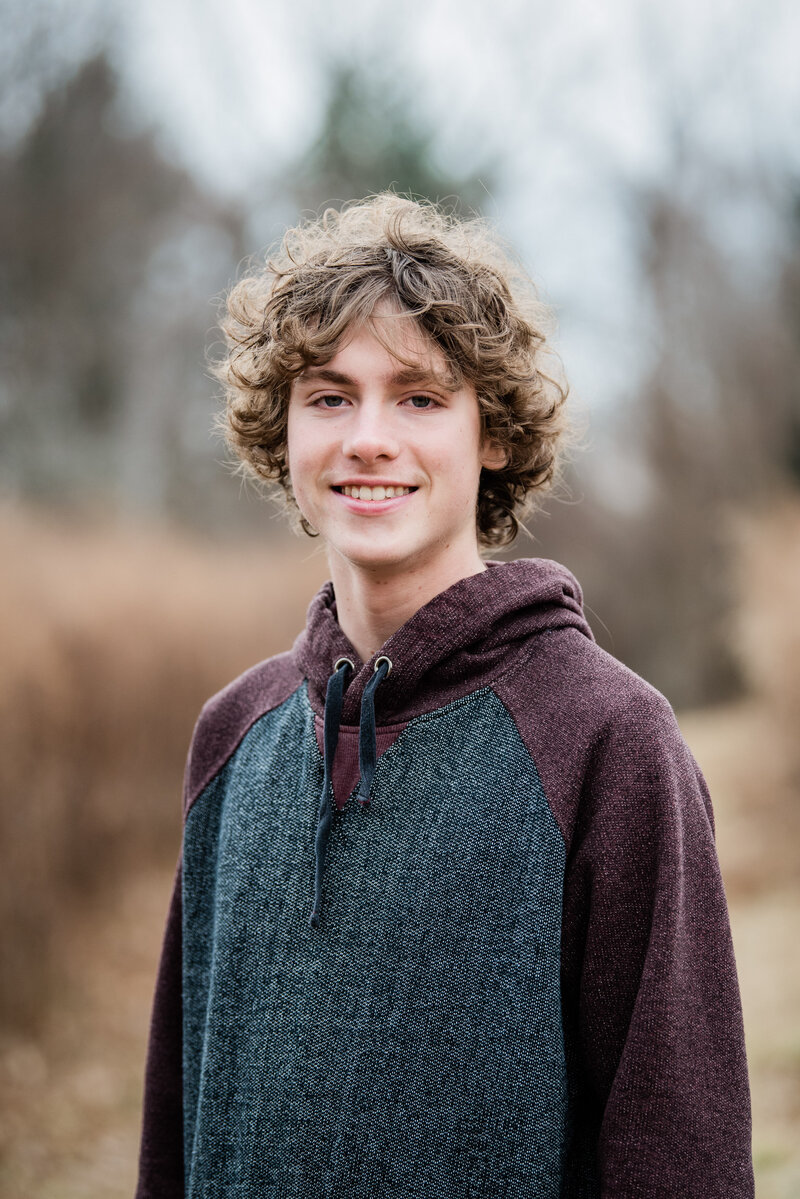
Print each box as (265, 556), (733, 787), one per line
(291, 557), (594, 726)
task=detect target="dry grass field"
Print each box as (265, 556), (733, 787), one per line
(0, 500), (798, 1197)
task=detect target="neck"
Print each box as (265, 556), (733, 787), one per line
(329, 546), (487, 663)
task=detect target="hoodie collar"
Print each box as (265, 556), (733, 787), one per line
(292, 558), (594, 727)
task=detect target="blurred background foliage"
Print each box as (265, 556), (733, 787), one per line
(2, 6), (799, 702)
(1, 1), (799, 1194)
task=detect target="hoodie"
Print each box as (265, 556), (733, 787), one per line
(136, 558), (753, 1199)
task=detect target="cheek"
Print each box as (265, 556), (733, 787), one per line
(285, 408), (299, 477)
(285, 419), (316, 513)
(286, 411), (320, 477)
(433, 421), (484, 487)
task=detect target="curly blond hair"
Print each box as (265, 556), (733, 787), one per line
(215, 193), (569, 547)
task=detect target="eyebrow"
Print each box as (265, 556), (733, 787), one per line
(297, 365), (458, 390)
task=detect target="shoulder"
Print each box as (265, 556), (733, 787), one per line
(183, 651), (304, 815)
(494, 627), (705, 842)
(498, 625), (679, 748)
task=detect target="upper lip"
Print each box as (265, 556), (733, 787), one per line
(332, 479), (418, 488)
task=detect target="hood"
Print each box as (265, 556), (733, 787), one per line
(296, 556), (594, 929)
(292, 557), (594, 727)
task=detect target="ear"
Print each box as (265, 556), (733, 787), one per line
(480, 438), (508, 471)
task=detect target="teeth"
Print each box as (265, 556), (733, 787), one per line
(341, 485), (412, 501)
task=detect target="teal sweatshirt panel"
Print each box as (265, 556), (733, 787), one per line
(182, 683), (568, 1198)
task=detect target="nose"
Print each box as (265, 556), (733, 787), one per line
(341, 403), (400, 463)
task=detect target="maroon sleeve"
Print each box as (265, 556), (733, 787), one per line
(135, 859), (184, 1198)
(559, 689), (754, 1197)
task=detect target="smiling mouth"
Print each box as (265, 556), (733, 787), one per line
(333, 485), (417, 501)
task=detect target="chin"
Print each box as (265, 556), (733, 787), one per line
(331, 536), (427, 573)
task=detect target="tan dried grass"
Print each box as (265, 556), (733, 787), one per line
(733, 496), (800, 763)
(678, 492), (800, 1199)
(0, 504), (327, 1029)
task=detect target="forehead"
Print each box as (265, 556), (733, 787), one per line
(297, 313), (462, 390)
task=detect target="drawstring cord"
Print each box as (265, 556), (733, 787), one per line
(356, 656), (392, 806)
(310, 657), (353, 929)
(309, 655), (392, 929)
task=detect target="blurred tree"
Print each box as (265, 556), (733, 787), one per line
(0, 48), (496, 524)
(533, 170), (800, 708)
(513, 1), (800, 707)
(777, 188), (800, 485)
(0, 50), (246, 516)
(285, 62), (495, 216)
(627, 178), (800, 703)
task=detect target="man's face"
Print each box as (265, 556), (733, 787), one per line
(287, 314), (503, 578)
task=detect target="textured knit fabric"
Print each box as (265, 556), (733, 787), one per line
(136, 558), (754, 1198)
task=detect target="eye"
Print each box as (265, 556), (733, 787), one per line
(315, 394), (347, 408)
(405, 394), (439, 409)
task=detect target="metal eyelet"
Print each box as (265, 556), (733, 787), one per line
(374, 655), (392, 675)
(333, 656), (355, 673)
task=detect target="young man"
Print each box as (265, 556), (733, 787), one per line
(136, 195), (754, 1197)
